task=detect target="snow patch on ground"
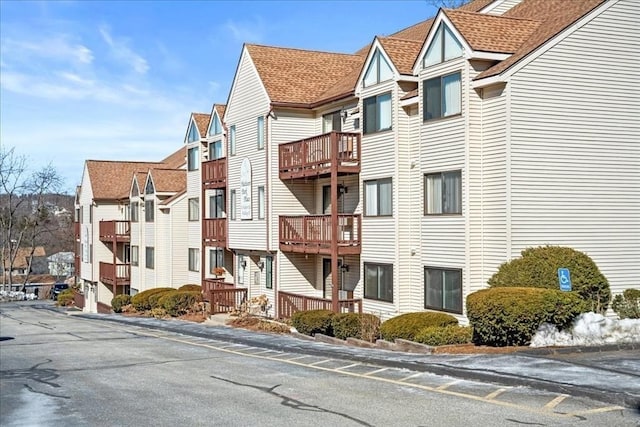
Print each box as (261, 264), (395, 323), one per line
(530, 312), (640, 347)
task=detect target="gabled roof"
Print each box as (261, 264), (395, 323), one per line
(3, 246), (46, 270)
(213, 104), (226, 121)
(444, 9), (541, 54)
(159, 189), (187, 206)
(476, 0), (606, 79)
(377, 37), (424, 75)
(192, 113), (210, 138)
(86, 160), (165, 200)
(160, 146), (186, 169)
(148, 168), (186, 193)
(246, 44), (365, 107)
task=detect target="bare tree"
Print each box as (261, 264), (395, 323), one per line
(1, 147), (63, 290)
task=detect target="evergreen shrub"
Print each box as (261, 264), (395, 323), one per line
(131, 288), (175, 311)
(414, 325), (473, 346)
(291, 310), (335, 336)
(159, 291), (203, 317)
(331, 313), (381, 341)
(111, 294), (131, 313)
(379, 312), (458, 342)
(612, 289), (640, 319)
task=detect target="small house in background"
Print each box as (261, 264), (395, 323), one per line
(2, 246), (46, 276)
(48, 251), (75, 278)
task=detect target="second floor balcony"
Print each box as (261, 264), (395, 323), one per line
(202, 157), (227, 189)
(279, 131), (360, 180)
(99, 261), (130, 286)
(203, 218), (226, 247)
(279, 214), (361, 255)
(99, 220), (130, 243)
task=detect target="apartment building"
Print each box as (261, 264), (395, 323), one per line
(76, 0), (639, 320)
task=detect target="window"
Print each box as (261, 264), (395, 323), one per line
(425, 170), (461, 214)
(188, 146), (199, 171)
(237, 254), (245, 284)
(188, 198), (199, 221)
(323, 111), (342, 133)
(363, 93), (392, 134)
(210, 248), (223, 272)
(257, 116), (264, 150)
(424, 267), (462, 313)
(424, 23), (463, 68)
(131, 182), (139, 197)
(265, 256), (273, 289)
(229, 125), (236, 156)
(187, 121), (199, 143)
(144, 199), (154, 222)
(364, 263), (393, 302)
(209, 190), (225, 218)
(145, 247), (154, 269)
(188, 248), (200, 272)
(210, 140), (223, 160)
(423, 72), (461, 121)
(145, 178), (154, 195)
(230, 190), (236, 220)
(363, 49), (393, 87)
(258, 186), (265, 219)
(208, 114), (222, 136)
(131, 246), (139, 266)
(364, 178), (392, 216)
(130, 202), (139, 222)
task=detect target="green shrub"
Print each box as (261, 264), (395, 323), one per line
(178, 284), (202, 292)
(488, 245), (610, 313)
(131, 288), (175, 311)
(148, 289), (176, 309)
(56, 289), (75, 307)
(331, 313), (381, 341)
(111, 294), (131, 313)
(380, 312), (458, 342)
(612, 289), (640, 319)
(467, 287), (586, 347)
(158, 291), (202, 317)
(291, 310), (335, 336)
(414, 325), (473, 346)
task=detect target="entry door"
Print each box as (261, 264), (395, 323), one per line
(322, 185), (344, 215)
(323, 111), (342, 133)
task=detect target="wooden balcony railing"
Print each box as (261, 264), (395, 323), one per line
(202, 278), (235, 294)
(277, 291), (361, 319)
(207, 288), (248, 315)
(279, 131), (360, 180)
(202, 158), (227, 189)
(203, 218), (226, 247)
(74, 221), (80, 240)
(279, 214), (361, 255)
(99, 220), (130, 242)
(99, 261), (130, 286)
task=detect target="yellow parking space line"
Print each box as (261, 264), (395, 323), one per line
(566, 406), (625, 417)
(335, 363), (361, 371)
(484, 388), (508, 400)
(398, 372), (423, 382)
(308, 359), (332, 366)
(544, 394), (568, 409)
(436, 380), (461, 390)
(363, 367), (388, 376)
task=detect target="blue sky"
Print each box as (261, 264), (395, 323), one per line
(1, 1), (439, 193)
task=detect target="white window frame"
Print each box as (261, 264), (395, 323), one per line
(258, 186), (265, 219)
(424, 267), (462, 314)
(364, 262), (393, 303)
(363, 93), (392, 134)
(188, 146), (199, 171)
(423, 71), (461, 121)
(188, 248), (200, 272)
(145, 247), (154, 269)
(229, 125), (236, 156)
(257, 116), (264, 150)
(424, 170), (462, 215)
(188, 198), (199, 221)
(364, 178), (392, 217)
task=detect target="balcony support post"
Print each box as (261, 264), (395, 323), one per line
(330, 132), (339, 313)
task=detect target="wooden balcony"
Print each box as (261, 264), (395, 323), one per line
(99, 220), (130, 242)
(279, 214), (361, 255)
(99, 261), (130, 286)
(202, 157), (227, 189)
(74, 221), (80, 240)
(277, 291), (361, 319)
(207, 288), (248, 315)
(202, 278), (235, 294)
(279, 131), (360, 180)
(203, 218), (226, 247)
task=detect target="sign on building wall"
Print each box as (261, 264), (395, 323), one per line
(240, 158), (252, 220)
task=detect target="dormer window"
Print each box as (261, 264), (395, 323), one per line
(131, 181), (139, 197)
(424, 23), (463, 68)
(363, 49), (393, 87)
(208, 114), (222, 136)
(145, 178), (155, 195)
(187, 121), (199, 143)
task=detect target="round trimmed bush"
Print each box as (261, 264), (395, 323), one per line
(131, 288), (175, 311)
(56, 288), (75, 307)
(178, 284), (202, 292)
(111, 294), (131, 313)
(148, 289), (176, 309)
(380, 312), (458, 342)
(612, 288), (640, 319)
(488, 245), (610, 313)
(331, 313), (381, 341)
(291, 310), (335, 336)
(467, 287), (587, 347)
(159, 291), (203, 317)
(414, 325), (473, 346)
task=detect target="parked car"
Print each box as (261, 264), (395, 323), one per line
(51, 283), (69, 300)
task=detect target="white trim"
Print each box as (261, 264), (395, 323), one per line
(184, 115), (201, 144)
(471, 0), (617, 88)
(207, 108), (223, 138)
(479, 0), (505, 14)
(355, 38), (400, 91)
(465, 51), (510, 61)
(399, 96), (418, 107)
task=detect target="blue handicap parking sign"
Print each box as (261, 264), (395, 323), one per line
(558, 268), (572, 291)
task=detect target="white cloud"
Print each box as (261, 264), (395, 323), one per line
(98, 25), (149, 74)
(1, 35), (94, 66)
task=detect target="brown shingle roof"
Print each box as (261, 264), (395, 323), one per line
(192, 113), (210, 138)
(3, 247), (46, 270)
(160, 146), (186, 169)
(132, 172), (147, 194)
(87, 160), (165, 200)
(377, 37), (424, 75)
(159, 189), (187, 206)
(246, 44), (364, 106)
(214, 104), (226, 121)
(148, 168), (186, 193)
(476, 0), (605, 79)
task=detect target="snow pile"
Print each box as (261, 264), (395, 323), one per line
(530, 312), (640, 347)
(0, 290), (38, 301)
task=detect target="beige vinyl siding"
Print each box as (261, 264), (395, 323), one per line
(226, 49), (270, 251)
(186, 147), (201, 267)
(508, 0), (640, 297)
(129, 197), (143, 291)
(78, 165), (94, 283)
(419, 57), (467, 276)
(483, 0), (523, 15)
(169, 198), (188, 286)
(143, 198), (156, 290)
